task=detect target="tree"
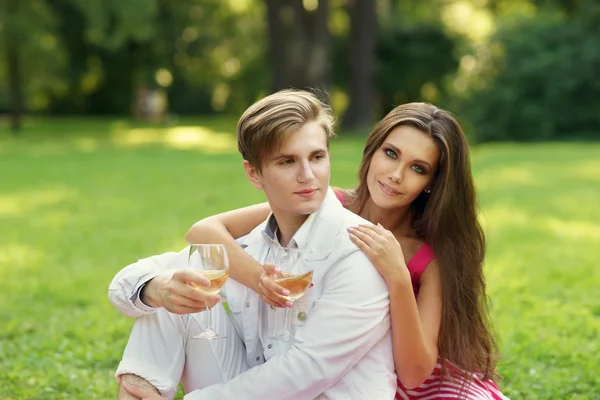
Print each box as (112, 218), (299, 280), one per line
(1, 0), (58, 133)
(341, 0), (377, 131)
(264, 0), (332, 95)
(5, 0), (22, 133)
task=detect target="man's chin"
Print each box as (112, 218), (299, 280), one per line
(292, 206), (320, 215)
(291, 199), (323, 215)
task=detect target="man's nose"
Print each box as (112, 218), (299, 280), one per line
(298, 160), (316, 182)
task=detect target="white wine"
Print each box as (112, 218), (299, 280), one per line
(191, 269), (229, 294)
(275, 270), (313, 301)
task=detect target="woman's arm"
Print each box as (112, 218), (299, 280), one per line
(347, 224), (442, 388)
(387, 260), (442, 389)
(185, 203), (292, 308)
(139, 202), (289, 314)
(185, 202), (272, 294)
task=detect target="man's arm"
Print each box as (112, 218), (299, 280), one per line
(108, 239), (249, 318)
(108, 248), (212, 317)
(108, 252), (180, 317)
(187, 249), (393, 399)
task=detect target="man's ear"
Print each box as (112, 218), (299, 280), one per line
(243, 160), (264, 190)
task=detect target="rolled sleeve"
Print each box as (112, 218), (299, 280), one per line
(108, 250), (186, 317)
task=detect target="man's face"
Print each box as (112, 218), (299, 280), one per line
(245, 121), (331, 218)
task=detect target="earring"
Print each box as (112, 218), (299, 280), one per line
(425, 188), (431, 193)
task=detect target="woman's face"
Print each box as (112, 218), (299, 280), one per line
(366, 125), (440, 210)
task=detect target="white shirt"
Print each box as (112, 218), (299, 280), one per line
(108, 187), (396, 399)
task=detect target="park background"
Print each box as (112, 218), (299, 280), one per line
(1, 0), (599, 398)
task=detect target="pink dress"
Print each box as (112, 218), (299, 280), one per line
(333, 189), (509, 400)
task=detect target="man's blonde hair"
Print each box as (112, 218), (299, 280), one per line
(237, 89), (336, 172)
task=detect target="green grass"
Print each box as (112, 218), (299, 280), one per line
(1, 118), (599, 399)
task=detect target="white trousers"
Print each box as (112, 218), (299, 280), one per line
(115, 306), (249, 399)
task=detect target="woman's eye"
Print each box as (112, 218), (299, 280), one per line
(412, 165), (425, 174)
(385, 149), (397, 159)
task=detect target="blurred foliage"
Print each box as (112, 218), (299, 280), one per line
(461, 1), (600, 141)
(1, 0), (599, 140)
(0, 0), (267, 115)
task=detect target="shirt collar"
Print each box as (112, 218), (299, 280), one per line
(260, 204), (322, 250)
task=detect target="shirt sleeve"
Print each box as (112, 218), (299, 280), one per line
(107, 249), (186, 317)
(185, 249), (392, 400)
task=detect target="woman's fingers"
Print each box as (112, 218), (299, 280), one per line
(263, 263), (290, 296)
(347, 226), (378, 247)
(259, 277), (292, 307)
(348, 229), (375, 260)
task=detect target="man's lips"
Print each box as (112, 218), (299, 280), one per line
(295, 189), (318, 198)
(378, 181), (400, 196)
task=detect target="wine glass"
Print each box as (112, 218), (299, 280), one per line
(187, 244), (230, 340)
(272, 246), (313, 342)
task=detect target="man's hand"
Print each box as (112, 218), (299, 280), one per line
(121, 381), (167, 400)
(141, 270), (221, 314)
(257, 263), (293, 308)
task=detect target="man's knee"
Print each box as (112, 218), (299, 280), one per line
(117, 374), (159, 400)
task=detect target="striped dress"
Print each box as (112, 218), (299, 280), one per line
(332, 188), (509, 400)
(395, 243), (509, 400)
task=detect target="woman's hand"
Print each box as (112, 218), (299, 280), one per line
(141, 270), (221, 314)
(347, 223), (411, 285)
(257, 263), (294, 308)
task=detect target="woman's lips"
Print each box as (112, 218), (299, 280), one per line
(378, 181), (400, 196)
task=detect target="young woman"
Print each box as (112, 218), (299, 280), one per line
(185, 103), (509, 399)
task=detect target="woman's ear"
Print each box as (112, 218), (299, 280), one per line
(243, 160), (264, 190)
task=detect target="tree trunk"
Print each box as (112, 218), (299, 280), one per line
(6, 0), (23, 134)
(308, 0), (332, 96)
(265, 0), (289, 91)
(264, 0), (331, 96)
(342, 0), (377, 132)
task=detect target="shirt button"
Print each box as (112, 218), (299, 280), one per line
(256, 356), (261, 361)
(267, 344), (272, 349)
(270, 305), (275, 311)
(297, 311), (307, 321)
(245, 302), (250, 308)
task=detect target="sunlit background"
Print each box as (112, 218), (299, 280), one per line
(1, 0), (599, 399)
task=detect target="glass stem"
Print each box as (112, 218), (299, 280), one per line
(205, 301), (213, 332)
(283, 304), (293, 339)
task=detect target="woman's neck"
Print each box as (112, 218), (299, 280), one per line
(358, 197), (414, 237)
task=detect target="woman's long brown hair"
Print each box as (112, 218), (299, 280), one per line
(348, 103), (499, 383)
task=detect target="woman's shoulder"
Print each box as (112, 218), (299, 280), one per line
(398, 236), (428, 262)
(401, 237), (435, 278)
(331, 187), (353, 208)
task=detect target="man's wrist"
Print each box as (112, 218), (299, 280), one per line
(140, 278), (159, 308)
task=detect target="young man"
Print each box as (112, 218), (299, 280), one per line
(109, 90), (395, 399)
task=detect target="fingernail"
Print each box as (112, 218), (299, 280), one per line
(282, 289), (290, 295)
(285, 301), (293, 308)
(274, 268), (281, 273)
(347, 226), (355, 231)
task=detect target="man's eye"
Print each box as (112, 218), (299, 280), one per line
(279, 159), (293, 165)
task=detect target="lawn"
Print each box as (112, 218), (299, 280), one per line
(0, 118), (598, 399)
